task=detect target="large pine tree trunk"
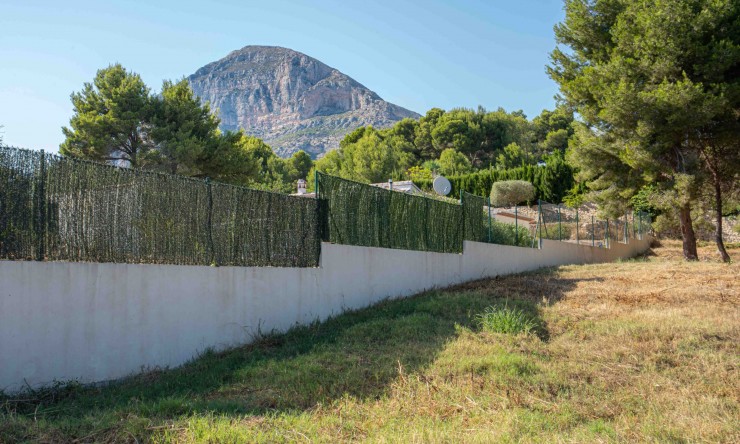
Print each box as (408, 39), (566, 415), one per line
(678, 203), (699, 261)
(713, 180), (731, 263)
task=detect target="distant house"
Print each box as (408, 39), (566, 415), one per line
(369, 180), (424, 195)
(291, 178), (424, 198)
(292, 178), (316, 198)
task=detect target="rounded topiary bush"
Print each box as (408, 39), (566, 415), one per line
(490, 180), (536, 207)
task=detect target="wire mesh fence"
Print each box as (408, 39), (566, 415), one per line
(0, 146), (321, 267)
(479, 199), (652, 249)
(461, 191), (535, 247)
(536, 201), (651, 247)
(316, 173), (463, 253)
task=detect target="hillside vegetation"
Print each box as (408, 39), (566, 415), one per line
(1, 241), (737, 443)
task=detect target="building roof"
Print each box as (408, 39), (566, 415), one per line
(370, 180), (424, 195)
(290, 180), (424, 198)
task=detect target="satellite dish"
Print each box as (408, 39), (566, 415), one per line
(433, 176), (452, 196)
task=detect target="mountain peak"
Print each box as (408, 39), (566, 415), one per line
(188, 46), (419, 158)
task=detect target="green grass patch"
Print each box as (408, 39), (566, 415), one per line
(476, 305), (539, 335)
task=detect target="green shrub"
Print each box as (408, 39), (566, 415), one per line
(490, 180), (536, 207)
(538, 222), (573, 241)
(488, 219), (534, 247)
(476, 306), (538, 335)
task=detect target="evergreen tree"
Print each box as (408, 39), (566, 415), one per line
(150, 79), (221, 175)
(61, 64), (154, 167)
(549, 0), (739, 260)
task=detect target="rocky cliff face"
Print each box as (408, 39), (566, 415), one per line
(188, 46), (420, 158)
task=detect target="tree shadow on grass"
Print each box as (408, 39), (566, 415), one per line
(451, 268), (605, 306)
(449, 267), (605, 342)
(634, 239), (662, 258)
(0, 267), (592, 442)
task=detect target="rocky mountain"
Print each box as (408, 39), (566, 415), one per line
(187, 46), (420, 158)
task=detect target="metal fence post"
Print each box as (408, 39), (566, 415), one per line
(576, 207), (579, 244)
(639, 212), (642, 240)
(624, 212), (628, 243)
(606, 218), (609, 248)
(615, 217), (619, 243)
(515, 204), (518, 245)
(557, 205), (562, 241)
(614, 218), (618, 244)
(487, 196), (492, 243)
(35, 149), (46, 261)
(314, 172), (323, 246)
(538, 199), (543, 249)
(460, 190), (464, 242)
(592, 215), (595, 247)
(205, 177), (216, 266)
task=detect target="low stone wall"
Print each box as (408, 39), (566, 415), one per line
(0, 236), (652, 392)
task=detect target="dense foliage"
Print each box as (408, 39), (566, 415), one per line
(489, 219), (534, 247)
(414, 156), (575, 203)
(550, 0), (739, 260)
(311, 106), (577, 187)
(60, 64), (313, 192)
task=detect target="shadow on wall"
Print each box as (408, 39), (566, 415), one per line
(0, 266), (590, 441)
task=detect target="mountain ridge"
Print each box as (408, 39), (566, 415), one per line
(187, 45), (420, 158)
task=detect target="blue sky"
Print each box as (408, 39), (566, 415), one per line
(0, 0), (565, 152)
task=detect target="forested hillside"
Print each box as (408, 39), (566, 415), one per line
(310, 106), (576, 189)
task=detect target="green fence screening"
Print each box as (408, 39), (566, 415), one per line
(317, 173), (463, 253)
(462, 191), (486, 243)
(0, 146), (320, 267)
(0, 146), (37, 260)
(1, 146), (655, 266)
(209, 182), (320, 267)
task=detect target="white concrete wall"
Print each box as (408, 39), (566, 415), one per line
(0, 236), (652, 392)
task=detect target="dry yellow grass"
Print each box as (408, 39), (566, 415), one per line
(2, 240), (738, 443)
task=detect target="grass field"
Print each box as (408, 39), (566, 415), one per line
(1, 240), (738, 443)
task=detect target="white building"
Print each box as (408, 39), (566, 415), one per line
(369, 180), (424, 195)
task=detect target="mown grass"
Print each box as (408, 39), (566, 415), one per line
(1, 240), (738, 443)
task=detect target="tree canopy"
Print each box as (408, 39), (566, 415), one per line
(149, 79), (221, 175)
(312, 106), (577, 186)
(550, 0), (739, 261)
(60, 64), (314, 191)
(61, 64), (154, 168)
